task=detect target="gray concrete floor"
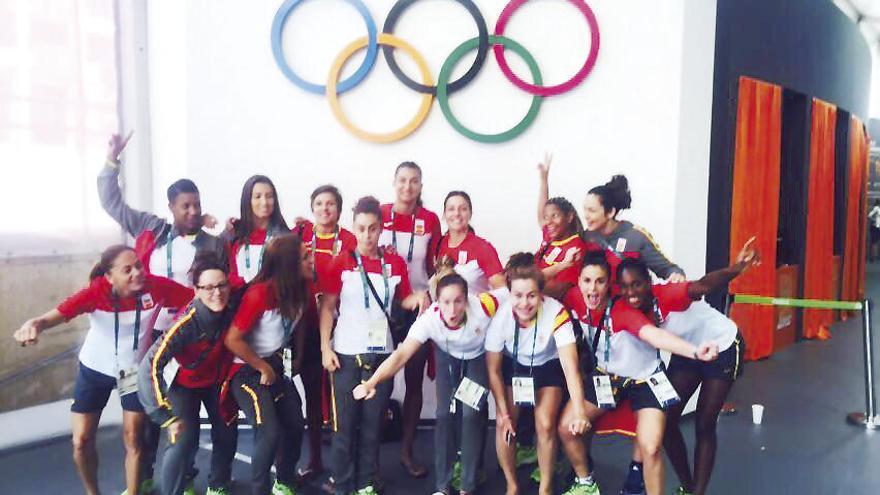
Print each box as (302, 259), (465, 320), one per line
(3, 264), (880, 494)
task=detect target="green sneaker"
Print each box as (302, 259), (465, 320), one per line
(674, 488), (693, 495)
(121, 479), (157, 495)
(451, 459), (463, 490)
(182, 480), (196, 495)
(272, 480), (297, 495)
(206, 487), (230, 495)
(530, 464), (542, 483)
(515, 445), (538, 466)
(563, 479), (601, 495)
(353, 486), (379, 495)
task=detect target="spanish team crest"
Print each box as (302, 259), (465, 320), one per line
(140, 293), (155, 310)
(414, 218), (426, 236)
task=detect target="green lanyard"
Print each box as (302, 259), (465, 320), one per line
(444, 313), (469, 391)
(113, 292), (142, 372)
(311, 225), (340, 281)
(603, 300), (661, 368)
(511, 310), (539, 376)
(354, 250), (389, 310)
(596, 303), (612, 367)
(165, 230), (175, 278)
(390, 209), (416, 263)
(244, 227), (273, 271)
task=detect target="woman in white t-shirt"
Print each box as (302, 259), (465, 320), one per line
(353, 270), (507, 495)
(485, 253), (589, 495)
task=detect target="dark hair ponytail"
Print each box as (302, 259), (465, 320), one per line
(253, 233), (307, 322)
(616, 257), (651, 283)
(235, 175), (289, 242)
(546, 197), (583, 236)
(190, 252), (228, 286)
(89, 245), (136, 281)
(504, 252), (545, 292)
(579, 251), (611, 279)
(352, 195), (382, 221)
(588, 175), (632, 218)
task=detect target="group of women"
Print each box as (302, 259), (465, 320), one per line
(13, 135), (759, 495)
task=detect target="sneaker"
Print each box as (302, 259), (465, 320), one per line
(182, 481), (196, 495)
(451, 460), (462, 490)
(674, 488), (693, 495)
(272, 480), (297, 495)
(530, 465), (541, 483)
(206, 488), (230, 495)
(515, 445), (538, 466)
(353, 486), (379, 495)
(121, 479), (157, 495)
(563, 479), (601, 495)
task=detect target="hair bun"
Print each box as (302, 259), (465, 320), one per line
(505, 252), (536, 271)
(606, 175), (632, 210)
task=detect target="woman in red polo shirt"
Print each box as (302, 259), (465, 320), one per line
(226, 175), (290, 289)
(436, 190), (506, 294)
(535, 153), (586, 299)
(293, 184), (356, 481)
(378, 162), (442, 478)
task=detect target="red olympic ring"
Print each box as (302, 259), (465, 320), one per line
(493, 0), (601, 97)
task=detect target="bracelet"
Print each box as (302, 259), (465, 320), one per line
(105, 158), (120, 170)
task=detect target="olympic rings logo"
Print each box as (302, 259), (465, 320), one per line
(271, 0), (600, 144)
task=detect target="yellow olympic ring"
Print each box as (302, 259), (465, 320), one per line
(326, 33), (434, 144)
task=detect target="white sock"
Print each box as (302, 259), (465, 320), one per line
(576, 475), (594, 484)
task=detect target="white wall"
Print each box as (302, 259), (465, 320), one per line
(136, 0), (718, 418)
(142, 0), (714, 273)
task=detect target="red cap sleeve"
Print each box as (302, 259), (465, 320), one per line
(231, 283), (270, 334)
(228, 241), (245, 290)
(153, 275), (195, 308)
(476, 238), (503, 278)
(393, 255), (413, 300)
(610, 302), (652, 337)
(654, 282), (692, 314)
(56, 280), (102, 321)
(562, 287), (586, 317)
(321, 255), (346, 295)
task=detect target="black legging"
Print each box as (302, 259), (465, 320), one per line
(662, 370), (734, 495)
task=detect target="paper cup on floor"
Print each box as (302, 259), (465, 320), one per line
(752, 404), (764, 425)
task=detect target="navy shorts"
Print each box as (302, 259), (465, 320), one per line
(502, 356), (566, 390)
(71, 362), (144, 413)
(667, 333), (746, 382)
(584, 370), (663, 411)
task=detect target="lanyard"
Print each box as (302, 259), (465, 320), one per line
(594, 304), (612, 367)
(311, 224), (340, 281)
(444, 318), (469, 392)
(512, 310), (539, 376)
(113, 293), (142, 363)
(165, 230), (175, 278)
(355, 250), (389, 310)
(281, 316), (294, 341)
(390, 209), (415, 263)
(244, 227), (273, 271)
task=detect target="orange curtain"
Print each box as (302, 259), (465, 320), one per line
(842, 117), (869, 305)
(802, 99), (837, 339)
(728, 77), (782, 360)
